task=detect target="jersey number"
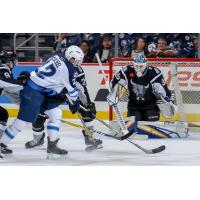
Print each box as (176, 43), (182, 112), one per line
(36, 63), (56, 79)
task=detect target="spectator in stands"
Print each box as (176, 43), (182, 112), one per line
(129, 37), (148, 58)
(168, 33), (195, 57)
(79, 40), (94, 63)
(82, 33), (102, 52)
(53, 33), (82, 53)
(148, 37), (177, 58)
(53, 33), (67, 53)
(188, 37), (199, 58)
(93, 34), (121, 63)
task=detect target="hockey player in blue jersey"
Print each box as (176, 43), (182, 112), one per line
(0, 45), (84, 158)
(24, 64), (102, 152)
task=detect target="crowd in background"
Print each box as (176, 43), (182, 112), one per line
(0, 33), (199, 62)
(54, 33), (199, 63)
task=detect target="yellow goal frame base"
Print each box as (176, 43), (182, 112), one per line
(7, 109), (200, 122)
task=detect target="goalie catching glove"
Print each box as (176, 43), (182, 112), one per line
(157, 96), (177, 119)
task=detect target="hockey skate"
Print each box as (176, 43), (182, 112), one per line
(46, 137), (68, 159)
(0, 143), (12, 154)
(25, 132), (45, 149)
(82, 130), (103, 152)
(0, 146), (5, 159)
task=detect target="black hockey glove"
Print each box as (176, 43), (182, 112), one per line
(79, 102), (96, 121)
(87, 102), (96, 119)
(69, 99), (80, 114)
(17, 71), (30, 85)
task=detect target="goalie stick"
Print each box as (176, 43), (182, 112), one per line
(65, 94), (133, 153)
(79, 106), (165, 154)
(64, 93), (134, 140)
(94, 53), (166, 154)
(95, 53), (129, 135)
(79, 104), (135, 139)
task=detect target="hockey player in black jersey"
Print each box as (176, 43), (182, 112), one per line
(107, 54), (176, 121)
(0, 50), (20, 155)
(25, 64), (102, 151)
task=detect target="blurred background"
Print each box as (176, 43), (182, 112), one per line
(0, 33), (199, 62)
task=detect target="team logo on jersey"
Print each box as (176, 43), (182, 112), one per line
(4, 72), (11, 78)
(130, 79), (149, 101)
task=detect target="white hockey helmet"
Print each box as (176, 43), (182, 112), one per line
(134, 54), (147, 77)
(65, 45), (84, 66)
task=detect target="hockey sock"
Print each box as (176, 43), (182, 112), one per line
(47, 121), (60, 142)
(32, 127), (45, 141)
(32, 131), (44, 141)
(0, 119), (27, 144)
(85, 121), (94, 130)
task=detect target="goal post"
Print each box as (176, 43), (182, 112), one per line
(108, 57), (200, 123)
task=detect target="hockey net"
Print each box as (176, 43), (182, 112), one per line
(109, 58), (200, 122)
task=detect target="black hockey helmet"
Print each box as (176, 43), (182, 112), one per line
(0, 50), (17, 67)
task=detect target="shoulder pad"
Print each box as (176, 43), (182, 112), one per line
(0, 64), (10, 72)
(150, 66), (161, 74)
(77, 65), (84, 73)
(122, 65), (133, 71)
(122, 65), (128, 71)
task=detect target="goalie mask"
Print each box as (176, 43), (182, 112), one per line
(65, 45), (84, 66)
(133, 54), (147, 77)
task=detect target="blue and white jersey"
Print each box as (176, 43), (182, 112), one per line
(30, 54), (78, 101)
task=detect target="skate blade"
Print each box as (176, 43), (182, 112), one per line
(85, 144), (103, 152)
(46, 153), (68, 160)
(0, 153), (13, 160)
(25, 143), (44, 149)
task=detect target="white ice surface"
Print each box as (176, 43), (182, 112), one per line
(1, 118), (200, 166)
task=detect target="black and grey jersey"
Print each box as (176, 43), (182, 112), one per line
(48, 65), (92, 106)
(0, 64), (23, 104)
(111, 65), (171, 110)
(75, 65), (91, 105)
(0, 64), (23, 93)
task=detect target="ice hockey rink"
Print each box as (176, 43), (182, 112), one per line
(1, 118), (200, 166)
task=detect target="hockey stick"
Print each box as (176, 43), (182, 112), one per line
(78, 105), (134, 139)
(64, 91), (134, 140)
(95, 53), (166, 154)
(61, 119), (133, 140)
(65, 94), (133, 142)
(95, 53), (129, 135)
(65, 93), (96, 142)
(95, 114), (165, 153)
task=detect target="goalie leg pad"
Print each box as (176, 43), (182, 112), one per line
(137, 121), (188, 138)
